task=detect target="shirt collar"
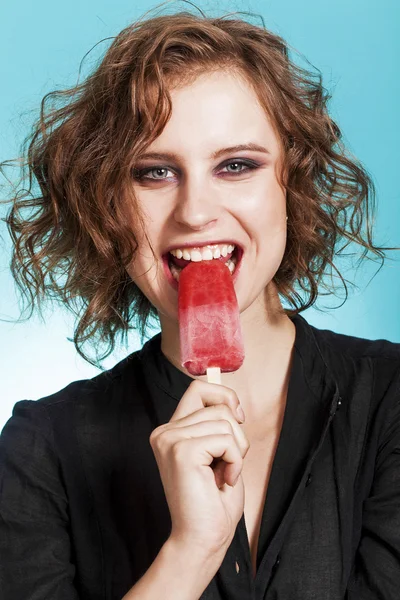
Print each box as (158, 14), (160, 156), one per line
(139, 313), (341, 412)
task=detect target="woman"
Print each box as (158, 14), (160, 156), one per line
(1, 6), (399, 600)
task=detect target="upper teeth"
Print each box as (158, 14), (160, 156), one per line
(170, 244), (235, 262)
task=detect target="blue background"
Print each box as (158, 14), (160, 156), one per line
(0, 0), (399, 428)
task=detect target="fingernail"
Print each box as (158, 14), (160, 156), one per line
(236, 405), (245, 423)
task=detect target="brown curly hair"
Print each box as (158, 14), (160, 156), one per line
(1, 2), (397, 368)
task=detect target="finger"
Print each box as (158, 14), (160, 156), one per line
(195, 433), (243, 487)
(155, 423), (243, 487)
(168, 405), (250, 459)
(212, 457), (230, 489)
(171, 379), (245, 424)
(173, 433), (242, 488)
(155, 420), (239, 457)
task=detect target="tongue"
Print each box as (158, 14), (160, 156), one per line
(169, 252), (233, 269)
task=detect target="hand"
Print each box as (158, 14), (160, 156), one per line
(149, 379), (250, 553)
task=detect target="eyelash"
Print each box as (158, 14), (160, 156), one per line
(132, 159), (260, 182)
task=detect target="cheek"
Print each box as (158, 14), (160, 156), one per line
(134, 202), (170, 251)
(125, 204), (163, 266)
(237, 184), (286, 229)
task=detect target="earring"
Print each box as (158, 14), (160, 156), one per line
(286, 216), (288, 221)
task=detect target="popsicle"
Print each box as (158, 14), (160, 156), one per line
(178, 259), (244, 384)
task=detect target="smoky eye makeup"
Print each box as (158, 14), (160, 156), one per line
(131, 158), (263, 182)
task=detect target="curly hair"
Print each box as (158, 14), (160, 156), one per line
(1, 2), (397, 368)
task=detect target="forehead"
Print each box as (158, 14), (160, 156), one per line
(147, 71), (281, 156)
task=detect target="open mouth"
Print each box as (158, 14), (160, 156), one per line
(164, 244), (242, 284)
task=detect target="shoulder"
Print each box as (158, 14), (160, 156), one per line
(307, 319), (400, 413)
(312, 323), (400, 362)
(1, 344), (146, 441)
(309, 321), (400, 380)
(31, 345), (144, 407)
(294, 313), (400, 411)
(302, 321), (400, 464)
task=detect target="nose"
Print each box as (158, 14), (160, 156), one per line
(172, 178), (221, 230)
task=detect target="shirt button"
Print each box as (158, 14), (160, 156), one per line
(274, 555), (281, 568)
(306, 473), (312, 486)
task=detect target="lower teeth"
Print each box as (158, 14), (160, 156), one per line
(170, 259), (236, 282)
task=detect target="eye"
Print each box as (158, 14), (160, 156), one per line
(131, 159), (260, 182)
(133, 167), (173, 181)
(222, 161), (253, 174)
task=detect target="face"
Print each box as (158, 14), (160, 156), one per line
(126, 70), (288, 330)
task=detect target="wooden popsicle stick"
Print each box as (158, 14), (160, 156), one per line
(206, 367), (221, 385)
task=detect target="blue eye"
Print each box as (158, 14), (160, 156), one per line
(134, 167), (172, 180)
(223, 161), (254, 174)
(132, 159), (260, 182)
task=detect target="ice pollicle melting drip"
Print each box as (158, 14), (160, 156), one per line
(178, 260), (245, 377)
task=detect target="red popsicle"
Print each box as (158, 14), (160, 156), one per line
(178, 259), (244, 382)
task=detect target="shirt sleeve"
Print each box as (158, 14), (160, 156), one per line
(0, 399), (79, 600)
(346, 365), (400, 599)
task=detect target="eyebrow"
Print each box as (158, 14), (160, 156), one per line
(137, 143), (271, 162)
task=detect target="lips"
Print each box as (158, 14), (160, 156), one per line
(162, 246), (243, 291)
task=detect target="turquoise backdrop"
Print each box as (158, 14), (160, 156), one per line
(0, 0), (399, 428)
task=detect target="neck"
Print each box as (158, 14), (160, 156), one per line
(159, 283), (296, 419)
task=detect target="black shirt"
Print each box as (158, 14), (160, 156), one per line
(1, 314), (400, 599)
